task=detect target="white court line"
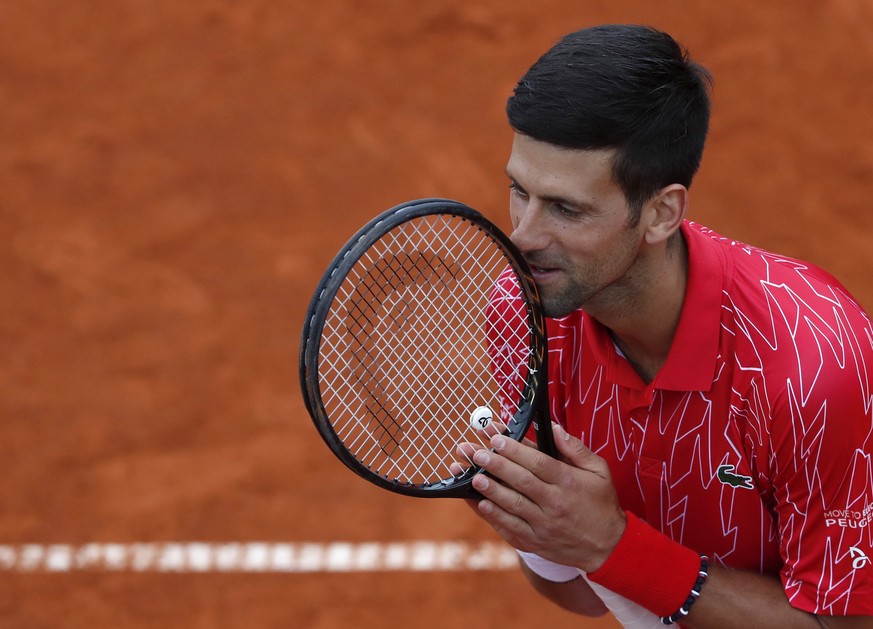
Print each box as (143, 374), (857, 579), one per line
(0, 542), (519, 573)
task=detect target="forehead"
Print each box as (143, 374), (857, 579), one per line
(505, 133), (618, 198)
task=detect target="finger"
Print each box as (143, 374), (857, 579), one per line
(470, 471), (537, 540)
(448, 461), (466, 476)
(451, 417), (514, 475)
(551, 422), (611, 479)
(451, 419), (509, 473)
(479, 417), (510, 441)
(448, 441), (481, 476)
(481, 431), (565, 486)
(470, 440), (554, 515)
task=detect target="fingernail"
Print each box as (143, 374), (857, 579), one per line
(473, 474), (490, 491)
(491, 435), (506, 451)
(553, 422), (570, 441)
(473, 450), (491, 466)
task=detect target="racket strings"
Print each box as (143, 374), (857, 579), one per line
(317, 214), (534, 486)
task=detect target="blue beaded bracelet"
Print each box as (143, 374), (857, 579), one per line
(660, 555), (709, 625)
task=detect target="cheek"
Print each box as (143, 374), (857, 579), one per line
(508, 196), (523, 229)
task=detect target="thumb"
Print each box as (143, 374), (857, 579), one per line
(551, 422), (608, 476)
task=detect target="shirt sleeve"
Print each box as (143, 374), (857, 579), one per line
(765, 288), (873, 616)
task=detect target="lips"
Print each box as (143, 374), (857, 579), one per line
(523, 253), (564, 285)
(527, 264), (560, 283)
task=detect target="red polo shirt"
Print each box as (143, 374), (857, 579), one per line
(544, 221), (873, 616)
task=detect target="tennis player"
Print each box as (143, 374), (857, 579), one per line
(461, 24), (873, 628)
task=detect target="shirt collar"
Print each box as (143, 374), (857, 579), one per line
(654, 221), (724, 391)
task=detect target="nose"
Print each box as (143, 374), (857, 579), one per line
(510, 199), (549, 254)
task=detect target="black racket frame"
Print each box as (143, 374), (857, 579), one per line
(299, 198), (555, 498)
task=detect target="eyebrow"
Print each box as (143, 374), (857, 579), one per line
(505, 170), (594, 211)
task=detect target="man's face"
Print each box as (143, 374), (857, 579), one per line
(506, 133), (645, 318)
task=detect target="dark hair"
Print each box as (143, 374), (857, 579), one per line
(506, 25), (712, 222)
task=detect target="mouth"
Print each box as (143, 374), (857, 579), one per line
(527, 263), (561, 284)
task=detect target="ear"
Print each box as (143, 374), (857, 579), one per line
(642, 184), (688, 245)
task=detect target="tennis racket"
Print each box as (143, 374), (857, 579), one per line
(299, 198), (555, 498)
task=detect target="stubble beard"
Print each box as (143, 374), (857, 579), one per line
(532, 232), (644, 320)
(538, 273), (596, 319)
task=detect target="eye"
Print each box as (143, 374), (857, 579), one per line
(552, 203), (583, 219)
(508, 181), (528, 199)
(550, 201), (588, 221)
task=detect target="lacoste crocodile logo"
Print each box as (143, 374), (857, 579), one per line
(717, 464), (754, 490)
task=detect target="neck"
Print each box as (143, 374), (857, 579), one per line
(591, 236), (688, 383)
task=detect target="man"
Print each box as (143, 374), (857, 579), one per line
(460, 24), (873, 628)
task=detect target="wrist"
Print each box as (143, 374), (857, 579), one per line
(586, 511), (701, 618)
(587, 508), (627, 572)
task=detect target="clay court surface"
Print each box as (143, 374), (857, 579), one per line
(2, 1), (873, 627)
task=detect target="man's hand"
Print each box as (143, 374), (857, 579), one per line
(459, 421), (626, 573)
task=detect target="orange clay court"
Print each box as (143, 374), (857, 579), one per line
(1, 1), (873, 627)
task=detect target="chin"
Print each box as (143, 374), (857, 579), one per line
(541, 300), (583, 319)
(540, 289), (590, 319)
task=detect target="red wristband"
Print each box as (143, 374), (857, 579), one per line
(586, 511), (701, 617)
